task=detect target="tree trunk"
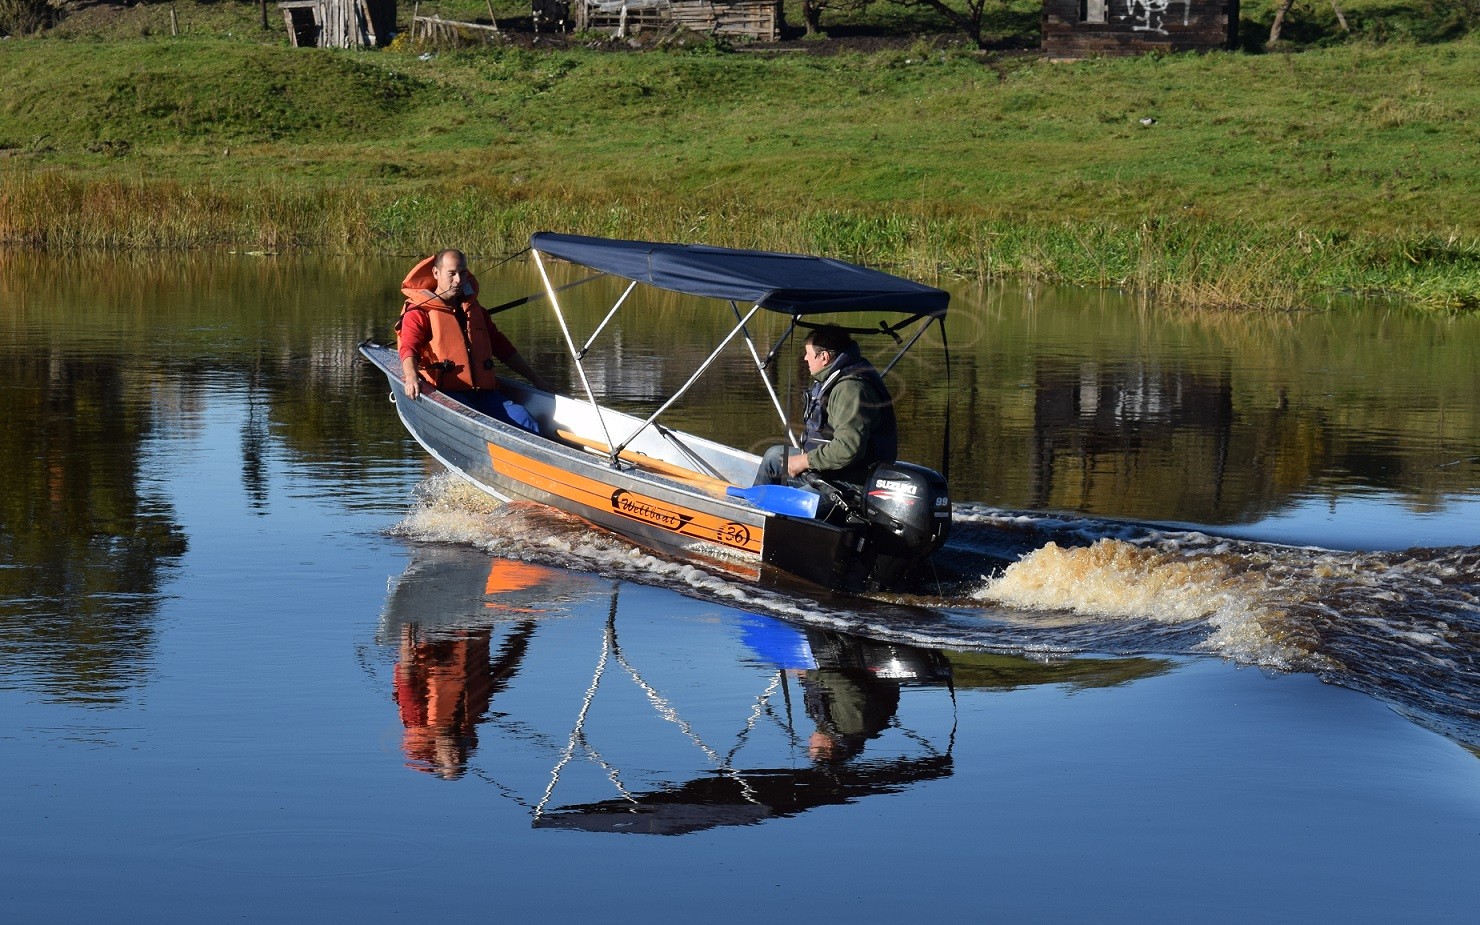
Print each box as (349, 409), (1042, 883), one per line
(1268, 0), (1297, 46)
(1330, 0), (1349, 31)
(915, 0), (987, 49)
(802, 0), (822, 34)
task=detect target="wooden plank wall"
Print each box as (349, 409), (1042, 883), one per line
(1042, 0), (1238, 57)
(669, 0), (777, 39)
(575, 0), (779, 41)
(279, 0), (395, 48)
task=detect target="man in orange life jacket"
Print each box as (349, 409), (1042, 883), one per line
(397, 249), (554, 433)
(753, 324), (897, 487)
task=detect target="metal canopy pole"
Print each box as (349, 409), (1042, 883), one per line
(877, 316), (949, 477)
(484, 272), (604, 316)
(761, 317), (801, 370)
(938, 317), (952, 481)
(880, 316), (938, 377)
(730, 301), (799, 449)
(868, 315), (953, 478)
(533, 249), (618, 459)
(578, 280), (638, 359)
(652, 424), (730, 481)
(612, 304), (762, 458)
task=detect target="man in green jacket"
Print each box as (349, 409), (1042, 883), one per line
(753, 325), (898, 487)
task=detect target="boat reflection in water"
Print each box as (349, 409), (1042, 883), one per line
(375, 545), (1167, 834)
(536, 617), (957, 836)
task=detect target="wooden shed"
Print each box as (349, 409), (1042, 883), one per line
(279, 0), (396, 48)
(572, 0), (780, 41)
(1042, 0), (1238, 57)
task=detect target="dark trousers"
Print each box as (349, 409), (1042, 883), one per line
(452, 390), (541, 434)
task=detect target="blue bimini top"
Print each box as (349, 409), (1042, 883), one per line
(529, 232), (950, 319)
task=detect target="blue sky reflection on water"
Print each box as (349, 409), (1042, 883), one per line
(1176, 489), (1480, 550)
(3, 255), (1480, 921)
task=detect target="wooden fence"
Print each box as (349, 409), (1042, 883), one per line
(410, 13), (503, 43)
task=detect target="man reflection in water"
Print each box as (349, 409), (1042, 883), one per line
(799, 668), (901, 764)
(395, 627), (495, 779)
(392, 560), (543, 779)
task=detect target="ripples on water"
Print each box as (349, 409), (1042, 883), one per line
(395, 474), (1480, 750)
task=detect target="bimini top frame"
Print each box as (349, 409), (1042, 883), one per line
(523, 232), (952, 466)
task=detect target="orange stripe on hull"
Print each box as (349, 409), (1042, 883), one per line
(486, 442), (763, 555)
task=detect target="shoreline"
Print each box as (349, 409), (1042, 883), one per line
(3, 172), (1473, 310)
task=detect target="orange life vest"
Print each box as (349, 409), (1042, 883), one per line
(397, 255), (500, 392)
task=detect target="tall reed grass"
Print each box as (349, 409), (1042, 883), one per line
(2, 172), (1475, 310)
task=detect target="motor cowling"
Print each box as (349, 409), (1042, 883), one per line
(860, 462), (951, 590)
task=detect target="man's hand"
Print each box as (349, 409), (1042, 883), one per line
(400, 356), (422, 401)
(786, 450), (811, 478)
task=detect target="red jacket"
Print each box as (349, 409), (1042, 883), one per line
(396, 255), (515, 392)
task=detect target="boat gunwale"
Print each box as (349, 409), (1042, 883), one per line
(359, 341), (795, 536)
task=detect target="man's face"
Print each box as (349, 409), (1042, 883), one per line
(431, 256), (468, 299)
(803, 343), (832, 376)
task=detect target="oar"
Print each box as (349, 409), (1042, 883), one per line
(726, 484), (821, 518)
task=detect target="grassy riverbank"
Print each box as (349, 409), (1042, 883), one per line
(1, 10), (1477, 308)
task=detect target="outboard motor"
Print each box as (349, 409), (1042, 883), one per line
(859, 462), (951, 591)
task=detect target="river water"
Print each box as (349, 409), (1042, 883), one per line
(3, 250), (1479, 920)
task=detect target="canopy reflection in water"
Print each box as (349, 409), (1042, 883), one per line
(374, 543), (1175, 834)
(533, 613), (954, 836)
(377, 543), (958, 831)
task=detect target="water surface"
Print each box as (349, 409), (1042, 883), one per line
(3, 251), (1479, 921)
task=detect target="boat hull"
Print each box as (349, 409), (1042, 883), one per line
(360, 343), (871, 590)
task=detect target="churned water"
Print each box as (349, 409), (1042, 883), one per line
(397, 474), (1480, 750)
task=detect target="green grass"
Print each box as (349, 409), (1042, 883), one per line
(1, 4), (1477, 308)
(39, 0), (284, 41)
